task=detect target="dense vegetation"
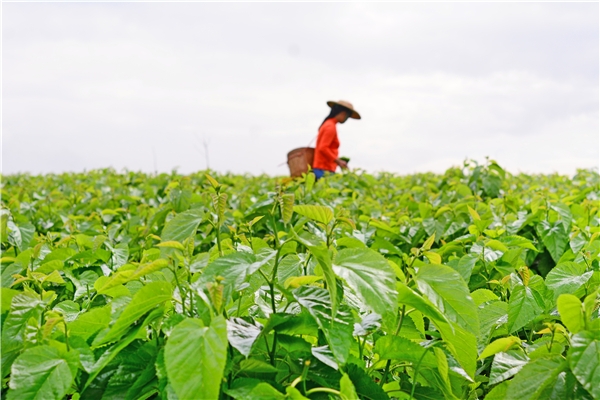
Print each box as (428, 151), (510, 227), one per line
(1, 160), (599, 400)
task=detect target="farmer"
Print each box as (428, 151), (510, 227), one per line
(312, 100), (361, 180)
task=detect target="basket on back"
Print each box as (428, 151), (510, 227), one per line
(287, 147), (315, 178)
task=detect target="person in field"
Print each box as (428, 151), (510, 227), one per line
(312, 100), (361, 180)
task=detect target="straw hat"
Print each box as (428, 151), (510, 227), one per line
(327, 100), (361, 120)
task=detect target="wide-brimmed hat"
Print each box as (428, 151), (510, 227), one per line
(327, 100), (361, 120)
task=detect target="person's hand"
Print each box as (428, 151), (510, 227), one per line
(336, 159), (348, 170)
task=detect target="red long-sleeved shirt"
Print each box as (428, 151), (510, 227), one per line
(313, 118), (339, 171)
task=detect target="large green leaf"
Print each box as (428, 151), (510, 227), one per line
(568, 330), (600, 399)
(293, 205), (334, 225)
(333, 248), (397, 318)
(557, 294), (585, 334)
(397, 283), (448, 324)
(344, 363), (389, 400)
(479, 336), (521, 360)
(396, 283), (477, 378)
(227, 317), (262, 358)
(293, 285), (353, 364)
(478, 300), (508, 346)
(7, 345), (79, 400)
(291, 231), (338, 317)
(507, 284), (545, 333)
(415, 264), (479, 335)
(165, 316), (228, 400)
(83, 318), (155, 394)
(1, 292), (46, 377)
(536, 220), (568, 263)
(340, 373), (359, 400)
(161, 208), (204, 242)
(374, 335), (436, 368)
(545, 262), (593, 300)
(435, 321), (478, 380)
(505, 355), (566, 400)
(93, 281), (172, 345)
(68, 305), (111, 340)
(226, 380), (286, 400)
(101, 343), (158, 400)
(489, 350), (529, 385)
(197, 250), (276, 301)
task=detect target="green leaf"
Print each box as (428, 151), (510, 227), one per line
(83, 319), (153, 393)
(280, 194), (295, 224)
(68, 305), (111, 341)
(293, 286), (353, 364)
(161, 208), (204, 242)
(291, 230), (338, 317)
(374, 336), (436, 368)
(1, 287), (20, 313)
(388, 284), (478, 378)
(489, 350), (529, 385)
(311, 345), (339, 369)
(165, 316), (228, 400)
(397, 283), (448, 324)
(568, 330), (600, 399)
(343, 363), (389, 400)
(94, 281), (172, 345)
(238, 358), (280, 374)
(415, 264), (479, 335)
(545, 262), (593, 300)
(103, 343), (158, 400)
(293, 205), (334, 225)
(7, 345), (79, 400)
(501, 235), (538, 251)
(340, 373), (359, 400)
(333, 248), (397, 318)
(557, 294), (585, 334)
(156, 241), (185, 251)
(226, 380), (285, 400)
(1, 292), (45, 377)
(129, 258), (170, 281)
(484, 381), (509, 400)
(471, 289), (499, 306)
(478, 300), (508, 346)
(507, 284), (545, 333)
(449, 254), (478, 283)
(536, 220), (568, 263)
(505, 355), (566, 400)
(479, 336), (521, 360)
(435, 322), (478, 380)
(227, 318), (262, 357)
(197, 250), (276, 301)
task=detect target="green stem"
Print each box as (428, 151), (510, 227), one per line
(410, 348), (430, 400)
(305, 387), (340, 396)
(269, 332), (278, 366)
(172, 265), (186, 316)
(380, 306), (407, 387)
(216, 225), (223, 256)
(63, 320), (70, 351)
(270, 213), (279, 250)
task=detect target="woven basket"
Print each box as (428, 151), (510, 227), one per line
(287, 147), (315, 178)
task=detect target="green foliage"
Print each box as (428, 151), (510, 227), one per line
(1, 160), (598, 399)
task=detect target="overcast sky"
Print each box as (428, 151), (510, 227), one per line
(3, 2), (599, 177)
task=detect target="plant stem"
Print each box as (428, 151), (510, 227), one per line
(269, 332), (278, 366)
(216, 227), (223, 256)
(380, 306), (407, 387)
(305, 387), (340, 396)
(409, 348), (430, 400)
(63, 320), (70, 351)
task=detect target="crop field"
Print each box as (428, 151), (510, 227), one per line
(1, 161), (599, 400)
